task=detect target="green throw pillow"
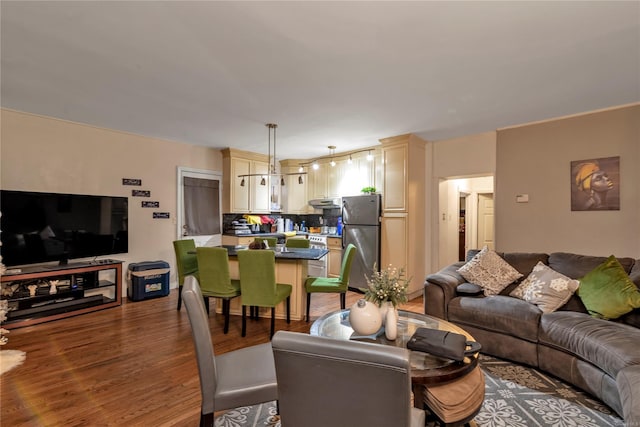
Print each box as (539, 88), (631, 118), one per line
(577, 255), (640, 320)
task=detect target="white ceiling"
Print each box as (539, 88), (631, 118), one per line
(1, 1), (639, 160)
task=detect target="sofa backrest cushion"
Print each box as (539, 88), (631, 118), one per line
(618, 260), (640, 328)
(548, 253), (638, 325)
(548, 252), (635, 278)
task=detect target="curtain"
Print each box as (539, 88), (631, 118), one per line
(183, 177), (221, 236)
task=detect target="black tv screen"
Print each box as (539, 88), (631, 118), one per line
(1, 190), (128, 267)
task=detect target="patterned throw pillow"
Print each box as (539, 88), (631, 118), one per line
(510, 261), (580, 313)
(457, 246), (523, 296)
(577, 255), (640, 320)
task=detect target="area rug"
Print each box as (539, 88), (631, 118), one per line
(214, 355), (624, 427)
(0, 349), (26, 375)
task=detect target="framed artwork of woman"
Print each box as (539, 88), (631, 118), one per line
(571, 156), (620, 211)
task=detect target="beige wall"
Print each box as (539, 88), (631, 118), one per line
(428, 131), (496, 269)
(432, 131), (496, 179)
(495, 104), (639, 257)
(1, 109), (223, 294)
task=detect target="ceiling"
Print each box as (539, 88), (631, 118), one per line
(1, 1), (638, 160)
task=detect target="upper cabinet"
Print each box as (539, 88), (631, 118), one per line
(223, 147), (382, 214)
(306, 150), (380, 200)
(280, 159), (310, 214)
(222, 148), (270, 214)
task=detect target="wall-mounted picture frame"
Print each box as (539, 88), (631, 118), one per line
(132, 190), (151, 197)
(122, 178), (142, 186)
(571, 156), (620, 211)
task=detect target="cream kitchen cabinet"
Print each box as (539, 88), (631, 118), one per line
(221, 235), (255, 246)
(279, 159), (310, 214)
(379, 134), (427, 298)
(222, 148), (270, 214)
(327, 237), (343, 278)
(309, 162), (329, 199)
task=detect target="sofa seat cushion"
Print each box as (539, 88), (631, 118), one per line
(540, 311), (640, 379)
(448, 295), (541, 342)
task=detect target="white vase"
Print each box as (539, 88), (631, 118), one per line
(349, 299), (382, 336)
(385, 307), (398, 340)
(378, 301), (392, 325)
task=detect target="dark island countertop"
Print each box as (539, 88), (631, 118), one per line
(192, 245), (329, 261)
(224, 245), (329, 260)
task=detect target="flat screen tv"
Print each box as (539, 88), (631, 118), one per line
(1, 190), (128, 267)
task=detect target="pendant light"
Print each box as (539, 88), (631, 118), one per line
(329, 145), (336, 167)
(236, 124), (307, 191)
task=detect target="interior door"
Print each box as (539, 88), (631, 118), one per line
(477, 193), (494, 250)
(177, 167), (222, 247)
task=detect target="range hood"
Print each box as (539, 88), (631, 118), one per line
(308, 198), (342, 209)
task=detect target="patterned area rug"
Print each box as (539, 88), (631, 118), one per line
(214, 355), (624, 427)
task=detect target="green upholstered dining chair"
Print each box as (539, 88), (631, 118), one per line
(285, 238), (310, 248)
(173, 239), (199, 311)
(304, 243), (357, 322)
(195, 247), (241, 334)
(237, 249), (292, 339)
(254, 237), (277, 248)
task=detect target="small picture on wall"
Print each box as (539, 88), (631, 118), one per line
(571, 156), (620, 211)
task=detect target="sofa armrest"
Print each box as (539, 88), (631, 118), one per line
(424, 262), (466, 320)
(617, 365), (640, 425)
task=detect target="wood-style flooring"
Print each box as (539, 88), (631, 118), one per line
(1, 290), (424, 426)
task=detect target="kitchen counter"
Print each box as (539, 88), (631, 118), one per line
(199, 245), (329, 322)
(221, 245), (329, 260)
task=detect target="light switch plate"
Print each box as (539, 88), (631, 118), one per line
(516, 194), (529, 203)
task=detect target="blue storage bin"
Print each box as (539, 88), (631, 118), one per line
(127, 261), (170, 301)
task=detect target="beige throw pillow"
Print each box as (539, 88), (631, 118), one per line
(510, 261), (579, 313)
(457, 246), (522, 296)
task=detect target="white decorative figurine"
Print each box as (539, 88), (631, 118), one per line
(28, 284), (38, 297)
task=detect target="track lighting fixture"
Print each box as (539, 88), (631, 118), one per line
(298, 175), (304, 184)
(236, 124), (307, 190)
(297, 147), (377, 170)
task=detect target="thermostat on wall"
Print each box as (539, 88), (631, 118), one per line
(516, 194), (529, 203)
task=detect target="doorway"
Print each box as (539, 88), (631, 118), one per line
(177, 167), (222, 247)
(477, 193), (495, 250)
(437, 176), (494, 268)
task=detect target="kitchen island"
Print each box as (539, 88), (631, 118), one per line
(213, 245), (329, 321)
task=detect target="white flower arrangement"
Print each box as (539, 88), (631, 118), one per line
(363, 264), (411, 308)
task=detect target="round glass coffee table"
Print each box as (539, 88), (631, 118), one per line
(310, 309), (479, 385)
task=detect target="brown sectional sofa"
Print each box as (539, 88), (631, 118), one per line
(424, 251), (640, 424)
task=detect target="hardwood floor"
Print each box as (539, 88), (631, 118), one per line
(1, 290), (424, 426)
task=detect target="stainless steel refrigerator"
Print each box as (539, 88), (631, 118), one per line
(341, 194), (381, 291)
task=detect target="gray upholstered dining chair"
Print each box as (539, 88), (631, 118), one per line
(182, 276), (278, 426)
(271, 331), (426, 427)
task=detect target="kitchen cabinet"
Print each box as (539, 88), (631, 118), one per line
(379, 134), (427, 297)
(309, 162), (329, 199)
(222, 148), (270, 214)
(327, 237), (343, 278)
(221, 235), (255, 246)
(307, 150), (380, 200)
(279, 159), (310, 214)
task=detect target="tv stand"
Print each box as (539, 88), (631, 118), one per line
(1, 260), (123, 329)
